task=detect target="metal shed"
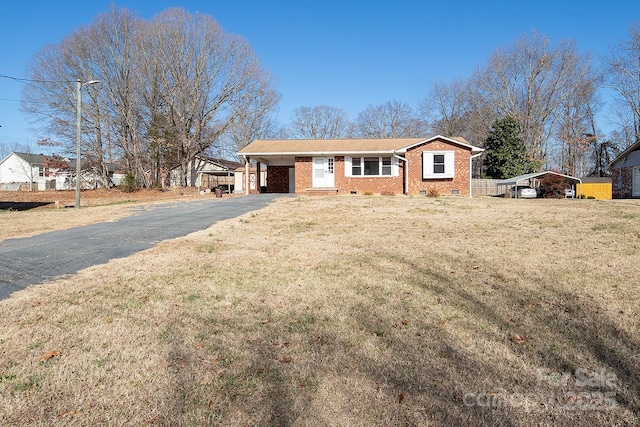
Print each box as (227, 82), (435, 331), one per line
(497, 171), (582, 198)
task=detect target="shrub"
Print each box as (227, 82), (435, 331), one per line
(587, 195), (596, 199)
(363, 190), (374, 196)
(538, 174), (569, 198)
(427, 188), (440, 198)
(381, 191), (395, 196)
(120, 173), (139, 193)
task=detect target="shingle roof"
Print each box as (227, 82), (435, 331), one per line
(238, 138), (426, 155)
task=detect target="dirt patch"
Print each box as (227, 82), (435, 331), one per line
(0, 187), (203, 211)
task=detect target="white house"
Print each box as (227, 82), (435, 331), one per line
(0, 152), (118, 191)
(169, 155), (243, 193)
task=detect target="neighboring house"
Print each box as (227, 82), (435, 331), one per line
(0, 152), (118, 191)
(609, 139), (640, 198)
(169, 155), (243, 193)
(237, 135), (484, 196)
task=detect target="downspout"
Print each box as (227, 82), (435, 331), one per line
(469, 152), (483, 198)
(393, 153), (408, 195)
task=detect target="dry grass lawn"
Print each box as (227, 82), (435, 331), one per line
(1, 195), (639, 426)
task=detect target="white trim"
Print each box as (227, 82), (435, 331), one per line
(397, 135), (484, 154)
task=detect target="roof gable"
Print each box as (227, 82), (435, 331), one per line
(609, 139), (640, 169)
(397, 135), (484, 154)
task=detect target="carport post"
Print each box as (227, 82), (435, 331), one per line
(256, 161), (261, 193)
(244, 156), (250, 195)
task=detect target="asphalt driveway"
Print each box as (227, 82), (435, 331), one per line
(0, 194), (285, 300)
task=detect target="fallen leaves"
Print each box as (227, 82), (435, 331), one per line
(511, 334), (528, 344)
(40, 350), (60, 362)
(58, 410), (81, 418)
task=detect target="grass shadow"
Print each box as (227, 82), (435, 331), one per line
(0, 201), (52, 211)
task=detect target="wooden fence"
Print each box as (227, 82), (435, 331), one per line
(472, 179), (501, 196)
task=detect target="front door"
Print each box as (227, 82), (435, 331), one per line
(633, 166), (640, 197)
(312, 157), (334, 187)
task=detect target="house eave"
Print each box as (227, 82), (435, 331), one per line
(395, 135), (484, 154)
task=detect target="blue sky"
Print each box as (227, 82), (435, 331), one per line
(1, 0), (639, 149)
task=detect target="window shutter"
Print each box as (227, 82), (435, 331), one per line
(344, 156), (352, 177)
(392, 156), (399, 176)
(444, 151), (455, 178)
(422, 152), (433, 179)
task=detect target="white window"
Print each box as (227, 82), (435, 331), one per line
(345, 156), (398, 177)
(423, 151), (455, 179)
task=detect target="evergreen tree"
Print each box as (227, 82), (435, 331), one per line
(483, 117), (539, 178)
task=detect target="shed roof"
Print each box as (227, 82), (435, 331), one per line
(497, 171), (582, 186)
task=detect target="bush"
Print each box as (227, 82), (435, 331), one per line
(427, 188), (440, 198)
(120, 173), (139, 193)
(538, 174), (569, 198)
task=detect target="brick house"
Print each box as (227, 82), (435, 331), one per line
(237, 136), (484, 196)
(610, 139), (640, 198)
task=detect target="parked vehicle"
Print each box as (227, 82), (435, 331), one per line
(510, 185), (537, 198)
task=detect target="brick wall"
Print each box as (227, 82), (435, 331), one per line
(295, 157), (313, 193)
(405, 139), (471, 196)
(267, 166), (290, 193)
(294, 156), (405, 195)
(289, 139), (473, 196)
(335, 155), (404, 194)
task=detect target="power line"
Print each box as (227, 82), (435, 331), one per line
(0, 73), (70, 84)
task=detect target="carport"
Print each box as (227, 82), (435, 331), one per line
(497, 171), (582, 198)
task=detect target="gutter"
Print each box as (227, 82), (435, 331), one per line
(393, 153), (408, 195)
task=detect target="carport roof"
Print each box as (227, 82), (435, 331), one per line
(497, 171), (582, 186)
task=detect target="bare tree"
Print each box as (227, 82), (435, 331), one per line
(356, 100), (425, 138)
(213, 82), (280, 160)
(287, 105), (353, 139)
(21, 6), (278, 188)
(145, 8), (276, 186)
(604, 20), (640, 149)
(555, 81), (600, 176)
(420, 79), (471, 137)
(472, 32), (595, 165)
